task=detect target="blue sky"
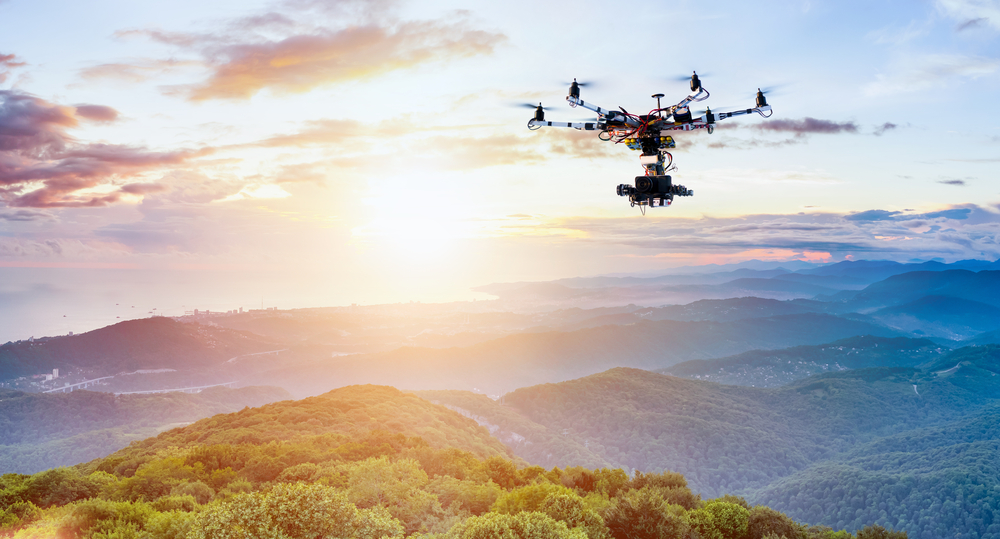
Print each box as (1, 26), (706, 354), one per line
(0, 0), (998, 338)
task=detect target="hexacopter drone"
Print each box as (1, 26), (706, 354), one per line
(525, 72), (772, 213)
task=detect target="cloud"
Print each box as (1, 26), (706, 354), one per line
(0, 209), (52, 221)
(537, 204), (1000, 261)
(73, 105), (120, 122)
(122, 7), (504, 101)
(0, 90), (212, 208)
(0, 53), (25, 84)
(119, 182), (168, 195)
(846, 207), (973, 221)
(756, 117), (859, 135)
(937, 0), (1000, 31)
(874, 122), (897, 136)
(865, 54), (1000, 96)
(957, 17), (989, 30)
(845, 209), (901, 222)
(252, 119), (361, 148)
(0, 237), (131, 258)
(921, 208), (972, 219)
(938, 179), (967, 186)
(79, 59), (201, 84)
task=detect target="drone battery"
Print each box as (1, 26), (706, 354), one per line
(638, 154), (660, 166)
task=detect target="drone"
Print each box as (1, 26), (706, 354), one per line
(525, 72), (773, 213)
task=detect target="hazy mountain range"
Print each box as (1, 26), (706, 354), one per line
(2, 258), (1000, 537)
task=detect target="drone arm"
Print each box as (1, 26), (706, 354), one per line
(566, 95), (614, 116)
(528, 119), (605, 131)
(701, 104), (773, 123)
(566, 95), (641, 127)
(670, 87), (710, 112)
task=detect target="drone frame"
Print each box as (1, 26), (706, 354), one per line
(526, 73), (773, 212)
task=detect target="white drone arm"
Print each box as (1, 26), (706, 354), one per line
(527, 119), (605, 131)
(696, 89), (773, 124)
(565, 95), (644, 129)
(670, 87), (710, 113)
(703, 104), (773, 122)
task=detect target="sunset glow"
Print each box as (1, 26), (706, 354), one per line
(1, 0), (999, 339)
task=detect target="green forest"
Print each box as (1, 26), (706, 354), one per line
(0, 385), (901, 539)
(424, 354), (1000, 539)
(752, 402), (1000, 537)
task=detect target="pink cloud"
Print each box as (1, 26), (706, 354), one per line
(0, 90), (212, 208)
(115, 6), (503, 101)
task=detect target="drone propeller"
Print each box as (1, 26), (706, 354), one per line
(514, 102), (556, 110)
(754, 84), (788, 99)
(562, 79), (597, 88)
(669, 70), (713, 82)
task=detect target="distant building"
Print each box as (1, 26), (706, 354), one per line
(53, 368), (58, 378)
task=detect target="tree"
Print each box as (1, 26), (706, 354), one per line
(703, 501), (750, 539)
(539, 491), (611, 539)
(484, 456), (519, 490)
(855, 524), (907, 539)
(747, 506), (804, 539)
(448, 511), (581, 539)
(189, 482), (403, 539)
(493, 484), (575, 515)
(602, 487), (690, 539)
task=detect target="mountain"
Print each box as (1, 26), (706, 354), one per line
(771, 273), (870, 290)
(841, 270), (1000, 312)
(751, 401), (1000, 538)
(1, 384), (869, 539)
(661, 335), (947, 387)
(799, 259), (1000, 283)
(869, 295), (1000, 339)
(0, 385), (291, 474)
(416, 389), (610, 470)
(0, 317), (278, 382)
(469, 366), (1000, 497)
(542, 297), (823, 332)
(964, 328), (1000, 346)
(246, 313), (900, 397)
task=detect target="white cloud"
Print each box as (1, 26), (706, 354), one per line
(937, 0), (1000, 30)
(864, 54), (1000, 96)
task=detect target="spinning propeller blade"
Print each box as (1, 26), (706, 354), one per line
(756, 84), (787, 96)
(669, 71), (712, 82)
(562, 79), (597, 88)
(513, 102), (556, 110)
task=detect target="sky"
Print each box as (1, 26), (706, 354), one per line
(0, 0), (999, 339)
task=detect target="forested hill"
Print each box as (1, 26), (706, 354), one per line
(101, 384), (517, 463)
(426, 364), (1000, 494)
(0, 317), (278, 380)
(662, 335), (947, 387)
(752, 401), (1000, 538)
(249, 312), (899, 397)
(0, 383), (896, 539)
(0, 385), (291, 474)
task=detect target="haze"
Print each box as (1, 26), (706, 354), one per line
(1, 0), (999, 341)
